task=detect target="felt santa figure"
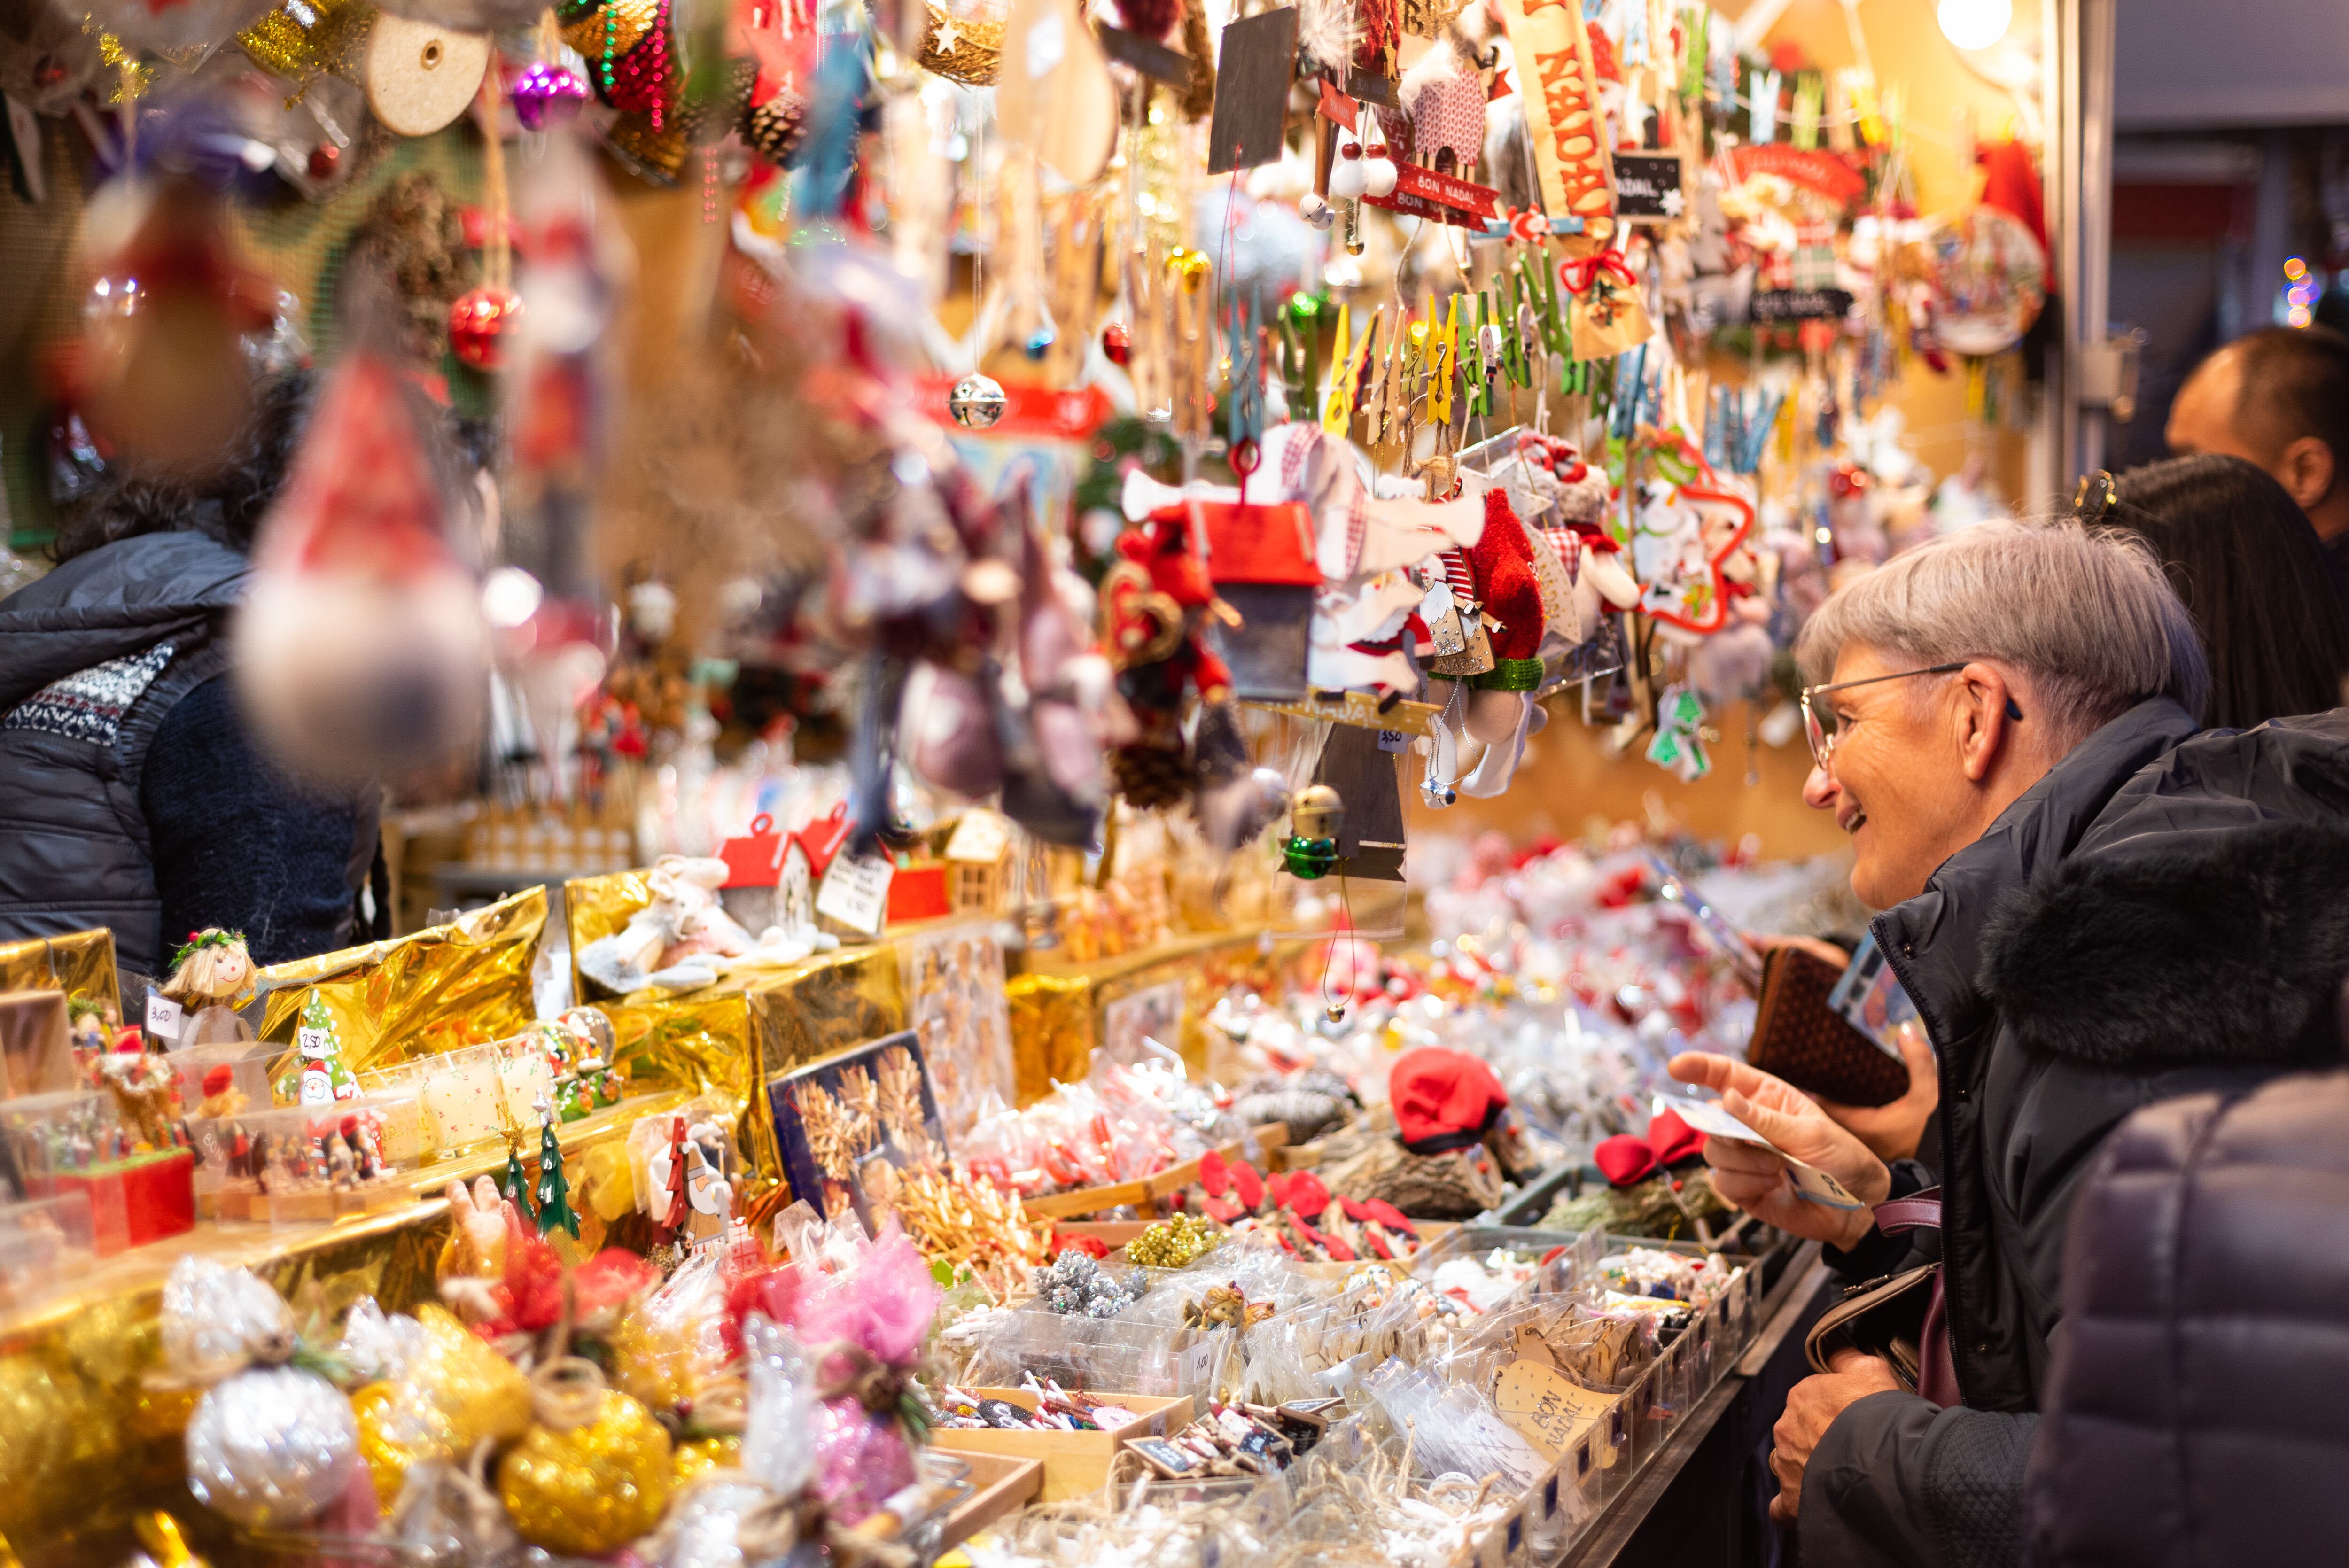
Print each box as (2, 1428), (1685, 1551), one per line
(1101, 512), (1234, 807)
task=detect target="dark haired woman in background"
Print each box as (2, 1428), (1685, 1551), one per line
(2087, 453), (2349, 729)
(0, 371), (386, 979)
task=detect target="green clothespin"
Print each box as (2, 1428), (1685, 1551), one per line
(1458, 298), (1486, 418)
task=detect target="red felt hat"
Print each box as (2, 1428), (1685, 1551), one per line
(1594, 1133), (1658, 1188)
(1390, 1047), (1510, 1155)
(1646, 1109), (1705, 1167)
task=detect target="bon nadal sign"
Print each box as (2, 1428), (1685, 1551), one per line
(1496, 0), (1614, 230)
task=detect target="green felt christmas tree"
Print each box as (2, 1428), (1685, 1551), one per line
(536, 1107), (578, 1239)
(502, 1138), (536, 1223)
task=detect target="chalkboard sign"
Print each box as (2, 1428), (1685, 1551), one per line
(1750, 287), (1855, 323)
(1098, 23), (1189, 83)
(1207, 8), (1300, 174)
(1613, 152), (1686, 221)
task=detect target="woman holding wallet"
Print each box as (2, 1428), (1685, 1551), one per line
(1676, 517), (2349, 1568)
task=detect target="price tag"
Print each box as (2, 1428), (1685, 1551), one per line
(816, 852), (895, 936)
(1179, 1334), (1219, 1392)
(1673, 1098), (1867, 1211)
(144, 992), (183, 1041)
(945, 809), (1012, 864)
(297, 1025), (334, 1057)
(1377, 729), (1408, 753)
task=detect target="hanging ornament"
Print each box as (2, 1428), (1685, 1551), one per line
(511, 59), (591, 129)
(1283, 784), (1344, 879)
(448, 286), (521, 369)
(497, 1364), (672, 1555)
(364, 13), (492, 136)
(1100, 319), (1132, 365)
(234, 352), (490, 788)
(948, 373), (1008, 428)
(741, 89), (809, 166)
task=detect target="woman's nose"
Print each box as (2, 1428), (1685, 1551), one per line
(1802, 761), (1838, 810)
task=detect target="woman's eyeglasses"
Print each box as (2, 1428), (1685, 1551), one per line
(1799, 663), (1969, 769)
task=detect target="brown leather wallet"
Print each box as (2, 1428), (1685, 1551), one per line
(1746, 945), (1909, 1107)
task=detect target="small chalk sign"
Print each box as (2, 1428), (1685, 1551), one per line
(1098, 22), (1191, 83)
(1750, 287), (1856, 323)
(1207, 7), (1301, 174)
(1612, 152), (1686, 221)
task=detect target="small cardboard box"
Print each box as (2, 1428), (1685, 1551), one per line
(929, 1387), (1194, 1503)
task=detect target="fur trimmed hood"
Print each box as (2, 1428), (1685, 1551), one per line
(1979, 817), (2349, 1070)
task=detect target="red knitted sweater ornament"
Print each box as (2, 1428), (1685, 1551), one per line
(1469, 487), (1544, 660)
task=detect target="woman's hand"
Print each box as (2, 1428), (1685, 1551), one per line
(1668, 1052), (1891, 1251)
(1815, 1022), (1939, 1164)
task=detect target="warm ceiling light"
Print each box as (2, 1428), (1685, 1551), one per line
(1937, 0), (2012, 51)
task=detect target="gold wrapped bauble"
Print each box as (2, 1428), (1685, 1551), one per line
(352, 1306), (533, 1504)
(671, 1433), (741, 1485)
(497, 1388), (672, 1556)
(605, 111), (690, 183)
(236, 0), (370, 84)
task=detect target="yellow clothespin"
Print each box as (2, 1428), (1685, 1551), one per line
(1322, 303), (1353, 434)
(1431, 295), (1459, 425)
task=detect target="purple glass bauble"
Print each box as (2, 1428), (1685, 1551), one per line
(511, 62), (591, 132)
(809, 1397), (914, 1525)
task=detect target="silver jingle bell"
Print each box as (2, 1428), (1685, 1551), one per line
(949, 373), (1008, 429)
(1299, 192), (1335, 231)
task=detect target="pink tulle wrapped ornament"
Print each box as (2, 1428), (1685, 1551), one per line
(791, 1230), (940, 1523)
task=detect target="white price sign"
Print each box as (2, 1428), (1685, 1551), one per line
(144, 992), (183, 1041)
(816, 852), (895, 936)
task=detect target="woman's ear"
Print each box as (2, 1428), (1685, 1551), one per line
(1954, 663), (2015, 782)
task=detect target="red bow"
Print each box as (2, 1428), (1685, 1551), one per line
(1557, 250), (1637, 296)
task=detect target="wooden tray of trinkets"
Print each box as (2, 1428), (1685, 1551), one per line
(930, 1388), (1196, 1502)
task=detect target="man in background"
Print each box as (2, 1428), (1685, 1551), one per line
(2167, 325), (2349, 571)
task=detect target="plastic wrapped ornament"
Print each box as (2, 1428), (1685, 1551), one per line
(351, 1304), (533, 1504)
(811, 1393), (916, 1524)
(948, 373), (1007, 429)
(235, 353), (489, 788)
(447, 285), (521, 369)
(84, 0), (274, 54)
(162, 1258), (363, 1531)
(497, 1374), (673, 1556)
(186, 1365), (363, 1529)
(510, 59), (591, 130)
(1283, 783), (1344, 879)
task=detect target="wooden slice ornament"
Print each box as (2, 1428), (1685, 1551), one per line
(994, 0), (1118, 183)
(366, 12), (490, 136)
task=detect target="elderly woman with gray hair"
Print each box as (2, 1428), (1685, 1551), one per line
(1667, 518), (2349, 1567)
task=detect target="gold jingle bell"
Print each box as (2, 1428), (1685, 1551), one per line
(1290, 784), (1344, 841)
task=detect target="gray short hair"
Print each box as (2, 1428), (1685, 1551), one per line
(1796, 519), (2211, 741)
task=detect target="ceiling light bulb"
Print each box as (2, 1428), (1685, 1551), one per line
(1937, 0), (2011, 50)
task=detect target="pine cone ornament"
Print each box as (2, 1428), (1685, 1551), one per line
(1112, 743), (1194, 810)
(741, 91), (809, 167)
(678, 56), (757, 145)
